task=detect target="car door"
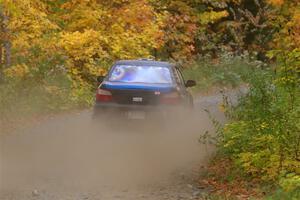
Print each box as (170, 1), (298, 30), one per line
(174, 67), (193, 107)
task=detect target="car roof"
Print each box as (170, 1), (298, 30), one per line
(115, 59), (174, 68)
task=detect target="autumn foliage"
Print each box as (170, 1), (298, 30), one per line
(1, 0), (298, 86)
(0, 0), (299, 197)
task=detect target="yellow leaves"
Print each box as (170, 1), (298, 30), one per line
(6, 0), (59, 63)
(59, 29), (108, 61)
(70, 68), (79, 76)
(255, 122), (269, 131)
(287, 10), (300, 47)
(59, 29), (109, 87)
(9, 0), (58, 34)
(103, 0), (161, 58)
(222, 121), (247, 151)
(224, 113), (299, 182)
(63, 4), (107, 32)
(275, 76), (298, 85)
(59, 0), (161, 62)
(199, 10), (229, 25)
(98, 68), (107, 76)
(85, 61), (102, 76)
(4, 64), (29, 78)
(238, 152), (260, 175)
(280, 173), (300, 192)
(54, 0), (163, 89)
(270, 0), (300, 49)
(237, 150), (282, 181)
(267, 0), (285, 6)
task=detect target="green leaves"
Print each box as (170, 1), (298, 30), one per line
(217, 59), (300, 194)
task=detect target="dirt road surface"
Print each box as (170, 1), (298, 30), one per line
(0, 90), (242, 200)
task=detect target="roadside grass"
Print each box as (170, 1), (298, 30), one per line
(183, 54), (259, 93)
(0, 74), (94, 133)
(197, 55), (300, 199)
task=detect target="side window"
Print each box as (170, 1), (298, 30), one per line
(173, 68), (181, 84)
(175, 68), (185, 85)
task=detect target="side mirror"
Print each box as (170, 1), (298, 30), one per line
(97, 76), (105, 83)
(185, 80), (196, 88)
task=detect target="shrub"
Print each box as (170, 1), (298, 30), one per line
(183, 53), (258, 92)
(0, 57), (94, 126)
(217, 50), (300, 195)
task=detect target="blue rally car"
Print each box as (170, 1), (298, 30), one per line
(93, 59), (196, 120)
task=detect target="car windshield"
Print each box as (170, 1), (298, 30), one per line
(108, 65), (172, 84)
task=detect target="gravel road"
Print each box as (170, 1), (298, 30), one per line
(0, 90), (243, 200)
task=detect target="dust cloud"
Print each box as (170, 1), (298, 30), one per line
(0, 95), (226, 199)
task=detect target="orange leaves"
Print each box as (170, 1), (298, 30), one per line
(199, 158), (263, 199)
(118, 0), (154, 29)
(287, 10), (300, 47)
(267, 0), (285, 6)
(156, 1), (198, 62)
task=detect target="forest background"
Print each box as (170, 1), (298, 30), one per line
(0, 0), (299, 198)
